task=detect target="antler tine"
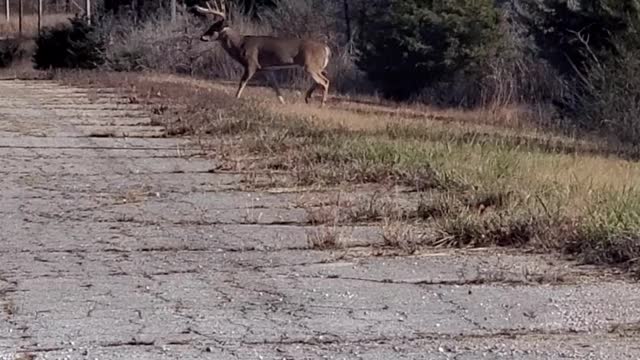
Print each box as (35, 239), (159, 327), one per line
(220, 0), (227, 15)
(193, 0), (226, 18)
(214, 0), (224, 14)
(213, 0), (227, 18)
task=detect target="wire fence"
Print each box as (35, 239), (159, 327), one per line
(1, 0), (92, 39)
(2, 0), (181, 39)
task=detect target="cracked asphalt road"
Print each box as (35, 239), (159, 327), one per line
(2, 79), (640, 359)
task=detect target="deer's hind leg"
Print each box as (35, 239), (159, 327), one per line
(319, 72), (330, 106)
(266, 72), (285, 104)
(306, 70), (329, 107)
(305, 83), (320, 104)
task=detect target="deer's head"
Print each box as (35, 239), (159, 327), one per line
(192, 0), (229, 42)
(201, 19), (230, 42)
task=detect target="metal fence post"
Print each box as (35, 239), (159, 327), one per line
(18, 0), (22, 37)
(85, 0), (91, 24)
(38, 0), (42, 34)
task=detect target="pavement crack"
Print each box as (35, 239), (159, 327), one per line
(145, 269), (200, 276)
(24, 213), (313, 227)
(100, 339), (156, 348)
(237, 326), (623, 348)
(294, 274), (556, 287)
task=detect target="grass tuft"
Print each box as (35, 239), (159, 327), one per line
(564, 190), (640, 269)
(382, 221), (421, 254)
(432, 211), (548, 248)
(307, 226), (344, 250)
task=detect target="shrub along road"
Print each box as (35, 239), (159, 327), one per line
(1, 79), (640, 359)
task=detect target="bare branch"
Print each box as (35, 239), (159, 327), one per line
(568, 29), (600, 65)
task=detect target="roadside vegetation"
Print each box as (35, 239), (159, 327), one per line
(57, 71), (640, 273)
(3, 0), (639, 272)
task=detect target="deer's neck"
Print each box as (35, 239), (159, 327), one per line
(219, 29), (246, 64)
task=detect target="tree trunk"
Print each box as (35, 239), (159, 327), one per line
(343, 0), (352, 47)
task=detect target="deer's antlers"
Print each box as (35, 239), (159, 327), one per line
(193, 0), (227, 19)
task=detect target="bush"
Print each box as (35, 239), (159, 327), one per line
(0, 39), (25, 68)
(33, 16), (107, 70)
(355, 0), (502, 101)
(519, 0), (640, 141)
(521, 0), (638, 78)
(568, 41), (640, 144)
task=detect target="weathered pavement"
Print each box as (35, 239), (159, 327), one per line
(1, 79), (640, 359)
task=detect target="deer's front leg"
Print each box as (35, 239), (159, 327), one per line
(236, 65), (257, 99)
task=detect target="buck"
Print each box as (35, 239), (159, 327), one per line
(192, 0), (331, 106)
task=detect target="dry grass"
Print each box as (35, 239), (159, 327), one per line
(0, 13), (71, 39)
(132, 74), (640, 160)
(307, 226), (345, 250)
(54, 70), (640, 272)
(382, 221), (421, 254)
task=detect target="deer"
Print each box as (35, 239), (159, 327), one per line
(192, 0), (331, 107)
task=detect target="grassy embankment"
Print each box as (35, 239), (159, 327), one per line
(56, 71), (640, 272)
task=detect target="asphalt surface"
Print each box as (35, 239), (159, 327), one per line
(1, 79), (640, 359)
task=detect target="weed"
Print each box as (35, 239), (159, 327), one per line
(346, 192), (404, 223)
(413, 193), (460, 220)
(381, 221), (420, 254)
(431, 211), (548, 248)
(306, 206), (339, 225)
(307, 226), (344, 250)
